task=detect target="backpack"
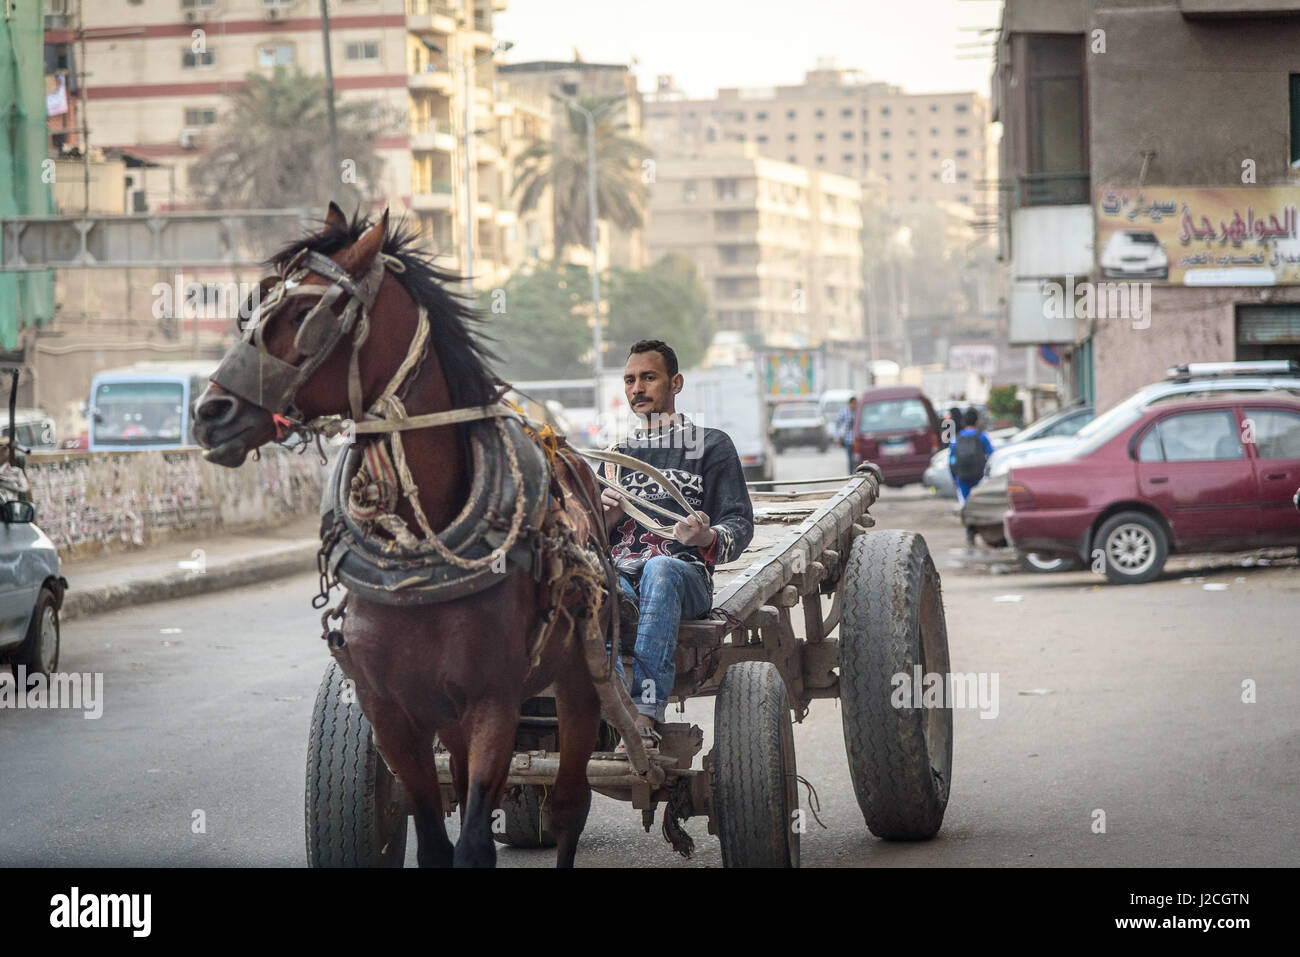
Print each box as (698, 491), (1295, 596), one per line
(954, 432), (987, 484)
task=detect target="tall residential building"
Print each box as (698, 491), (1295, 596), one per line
(644, 63), (993, 213)
(647, 146), (863, 351)
(996, 0), (1300, 410)
(44, 0), (522, 284)
(497, 59), (649, 270)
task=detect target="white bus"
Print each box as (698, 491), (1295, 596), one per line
(87, 360), (218, 452)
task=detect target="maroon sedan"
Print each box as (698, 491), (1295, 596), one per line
(853, 386), (941, 486)
(1004, 395), (1300, 583)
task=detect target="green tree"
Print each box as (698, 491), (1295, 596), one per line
(479, 262), (592, 381)
(190, 67), (390, 212)
(607, 254), (713, 371)
(511, 94), (650, 256)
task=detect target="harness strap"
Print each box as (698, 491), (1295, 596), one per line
(576, 447), (700, 540)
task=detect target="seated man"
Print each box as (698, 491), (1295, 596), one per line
(601, 339), (754, 751)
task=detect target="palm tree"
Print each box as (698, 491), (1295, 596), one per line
(511, 94), (650, 256)
(190, 67), (391, 212)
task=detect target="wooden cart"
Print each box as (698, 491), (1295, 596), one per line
(304, 465), (954, 867)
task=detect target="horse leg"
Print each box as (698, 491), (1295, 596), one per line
(549, 651), (601, 868)
(367, 703), (453, 868)
(452, 699), (520, 868)
(437, 723), (470, 824)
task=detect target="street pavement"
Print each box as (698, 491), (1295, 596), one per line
(2, 445), (1297, 867)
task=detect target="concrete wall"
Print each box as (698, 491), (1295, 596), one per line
(1090, 285), (1300, 410)
(25, 447), (327, 557)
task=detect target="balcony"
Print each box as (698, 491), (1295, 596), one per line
(405, 0), (459, 34)
(410, 119), (456, 152)
(411, 181), (455, 212)
(409, 69), (454, 94)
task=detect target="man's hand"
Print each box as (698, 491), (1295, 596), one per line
(673, 510), (716, 549)
(601, 486), (626, 530)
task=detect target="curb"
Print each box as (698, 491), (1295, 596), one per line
(61, 542), (320, 622)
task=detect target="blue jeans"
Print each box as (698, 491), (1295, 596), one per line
(612, 555), (713, 722)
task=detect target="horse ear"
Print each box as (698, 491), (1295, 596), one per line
(341, 209), (387, 276)
(324, 201), (348, 231)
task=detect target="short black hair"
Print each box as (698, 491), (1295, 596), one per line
(962, 407), (979, 427)
(628, 339), (678, 377)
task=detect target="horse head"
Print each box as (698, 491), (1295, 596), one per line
(193, 202), (416, 467)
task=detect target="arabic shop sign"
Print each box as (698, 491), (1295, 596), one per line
(1096, 187), (1300, 285)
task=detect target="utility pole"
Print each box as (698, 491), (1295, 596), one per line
(319, 0), (340, 198)
(551, 94), (602, 419)
(463, 45), (474, 298)
(76, 0), (89, 214)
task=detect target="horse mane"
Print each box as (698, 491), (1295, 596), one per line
(267, 211), (502, 409)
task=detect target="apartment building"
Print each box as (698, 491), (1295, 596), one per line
(647, 146), (863, 351)
(996, 0), (1300, 409)
(644, 64), (992, 213)
(43, 0), (520, 284)
(498, 59), (648, 270)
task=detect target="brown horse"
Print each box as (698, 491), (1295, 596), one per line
(193, 204), (612, 867)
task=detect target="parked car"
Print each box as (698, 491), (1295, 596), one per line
(1, 371), (66, 680)
(1004, 393), (1300, 584)
(769, 400), (828, 453)
(982, 361), (1300, 481)
(853, 386), (941, 486)
(1099, 229), (1169, 280)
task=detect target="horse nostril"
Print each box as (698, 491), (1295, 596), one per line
(196, 394), (238, 426)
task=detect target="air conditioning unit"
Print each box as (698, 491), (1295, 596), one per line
(184, 9), (209, 25)
(179, 128), (200, 149)
(264, 7), (287, 22)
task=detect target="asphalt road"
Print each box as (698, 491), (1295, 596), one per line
(2, 445), (1297, 867)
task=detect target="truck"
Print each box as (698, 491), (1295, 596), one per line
(676, 363), (774, 483)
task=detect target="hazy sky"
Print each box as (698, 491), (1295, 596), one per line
(495, 0), (1003, 99)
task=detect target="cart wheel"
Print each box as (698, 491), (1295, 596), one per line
(305, 659), (409, 867)
(839, 529), (952, 840)
(493, 785), (557, 848)
(713, 661), (800, 868)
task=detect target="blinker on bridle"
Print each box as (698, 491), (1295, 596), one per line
(210, 248), (388, 432)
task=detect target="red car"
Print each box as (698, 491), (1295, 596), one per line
(1004, 394), (1300, 584)
(853, 386), (941, 486)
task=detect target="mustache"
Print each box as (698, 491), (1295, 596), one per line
(631, 395), (651, 404)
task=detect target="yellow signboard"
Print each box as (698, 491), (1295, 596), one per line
(1096, 186), (1300, 285)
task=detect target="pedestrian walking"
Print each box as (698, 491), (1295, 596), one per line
(834, 395), (858, 474)
(949, 406), (993, 545)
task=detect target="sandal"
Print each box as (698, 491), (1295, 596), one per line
(614, 723), (661, 756)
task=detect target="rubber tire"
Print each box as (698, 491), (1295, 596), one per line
(493, 786), (557, 848)
(712, 661), (800, 868)
(12, 588), (59, 683)
(1020, 552), (1079, 574)
(305, 659), (409, 867)
(839, 529), (953, 840)
(1095, 511), (1168, 585)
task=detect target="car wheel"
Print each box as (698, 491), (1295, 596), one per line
(13, 587), (60, 682)
(1020, 552), (1079, 574)
(1095, 512), (1167, 584)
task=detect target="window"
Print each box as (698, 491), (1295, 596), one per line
(1139, 411), (1243, 462)
(929, 128), (939, 136)
(786, 109), (796, 120)
(257, 44), (294, 67)
(1246, 408), (1300, 458)
(881, 152), (890, 161)
(815, 108), (825, 118)
(786, 132), (797, 142)
(757, 134), (768, 143)
(956, 148), (969, 158)
(929, 104), (939, 113)
(816, 154), (825, 164)
(880, 106), (890, 116)
(930, 149), (939, 158)
(955, 103), (969, 113)
(957, 171), (969, 180)
(182, 0), (216, 7)
(862, 152), (870, 164)
(182, 49), (215, 69)
(840, 107), (852, 118)
(843, 153), (854, 163)
(345, 41), (380, 61)
(841, 131), (853, 140)
(184, 107), (217, 125)
(755, 111), (767, 121)
(1024, 33), (1088, 204)
(907, 106), (915, 115)
(736, 111), (746, 122)
(955, 127), (969, 136)
(682, 180), (697, 201)
(881, 129), (890, 138)
(815, 132), (825, 141)
(862, 131), (869, 142)
(930, 172), (939, 181)
(787, 155), (797, 163)
(958, 194), (969, 203)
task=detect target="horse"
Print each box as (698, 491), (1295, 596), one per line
(192, 203), (631, 867)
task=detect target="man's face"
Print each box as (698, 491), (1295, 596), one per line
(624, 349), (682, 420)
